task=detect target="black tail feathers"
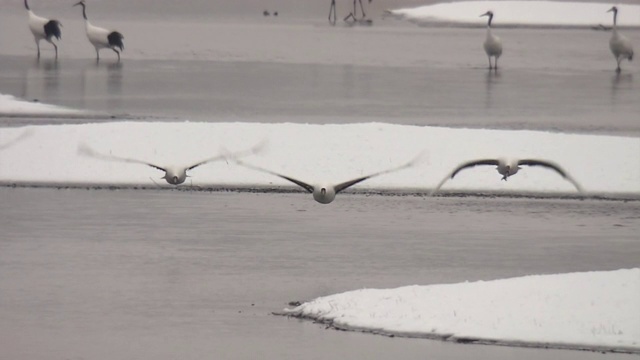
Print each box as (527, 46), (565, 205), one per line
(108, 31), (124, 51)
(44, 20), (62, 40)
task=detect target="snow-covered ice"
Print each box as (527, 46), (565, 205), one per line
(1, 96), (639, 354)
(0, 94), (638, 195)
(283, 269), (640, 353)
(0, 93), (92, 118)
(388, 1), (640, 28)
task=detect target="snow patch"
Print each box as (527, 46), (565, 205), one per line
(0, 94), (91, 117)
(283, 269), (640, 353)
(388, 1), (640, 28)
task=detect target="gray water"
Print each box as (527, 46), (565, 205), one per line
(1, 10), (639, 134)
(1, 188), (639, 360)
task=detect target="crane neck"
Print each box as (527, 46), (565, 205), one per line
(487, 13), (493, 27)
(78, 3), (88, 20)
(612, 10), (617, 27)
(24, 0), (29, 10)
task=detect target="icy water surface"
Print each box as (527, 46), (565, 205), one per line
(1, 15), (638, 134)
(1, 2), (639, 357)
(1, 188), (639, 359)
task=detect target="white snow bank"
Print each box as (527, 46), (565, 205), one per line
(0, 120), (638, 196)
(388, 1), (640, 28)
(283, 269), (640, 353)
(0, 94), (91, 117)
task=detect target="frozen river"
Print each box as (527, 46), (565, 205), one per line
(0, 12), (638, 135)
(1, 188), (639, 359)
(1, 1), (639, 357)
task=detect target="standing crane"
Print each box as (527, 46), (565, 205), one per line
(607, 6), (634, 73)
(480, 11), (503, 70)
(73, 1), (124, 62)
(24, 0), (62, 59)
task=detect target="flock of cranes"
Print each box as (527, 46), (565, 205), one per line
(25, 1), (634, 71)
(73, 141), (584, 204)
(25, 0), (124, 62)
(16, 1), (624, 201)
(0, 127), (584, 204)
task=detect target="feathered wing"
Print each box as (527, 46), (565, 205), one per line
(77, 143), (166, 172)
(430, 159), (499, 195)
(0, 129), (34, 151)
(234, 160), (314, 193)
(188, 140), (268, 171)
(334, 152), (425, 193)
(518, 159), (583, 192)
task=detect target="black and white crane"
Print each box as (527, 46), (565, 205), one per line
(480, 11), (503, 70)
(24, 0), (62, 59)
(78, 142), (264, 186)
(430, 158), (583, 195)
(607, 6), (634, 73)
(233, 153), (421, 204)
(73, 1), (124, 62)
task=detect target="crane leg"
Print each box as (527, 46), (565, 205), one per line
(358, 0), (366, 18)
(95, 48), (100, 62)
(53, 43), (58, 59)
(114, 49), (120, 62)
(616, 57), (622, 73)
(487, 56), (492, 69)
(328, 0), (336, 25)
(495, 57), (498, 70)
(36, 40), (40, 59)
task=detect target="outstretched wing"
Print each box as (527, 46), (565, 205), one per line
(518, 159), (583, 192)
(0, 129), (34, 151)
(450, 159), (500, 179)
(234, 159), (314, 193)
(334, 152), (424, 193)
(77, 143), (166, 172)
(430, 159), (499, 195)
(188, 140), (267, 171)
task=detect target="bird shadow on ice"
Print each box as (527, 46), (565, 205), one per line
(79, 61), (123, 109)
(611, 72), (633, 89)
(484, 69), (501, 109)
(20, 59), (60, 102)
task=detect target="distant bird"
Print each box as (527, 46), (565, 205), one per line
(480, 11), (502, 70)
(78, 142), (264, 185)
(234, 153), (421, 204)
(24, 0), (62, 59)
(329, 0), (372, 25)
(73, 1), (124, 62)
(607, 6), (634, 73)
(431, 158), (583, 195)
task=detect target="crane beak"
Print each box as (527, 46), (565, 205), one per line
(72, 1), (83, 7)
(607, 7), (615, 13)
(480, 12), (489, 17)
